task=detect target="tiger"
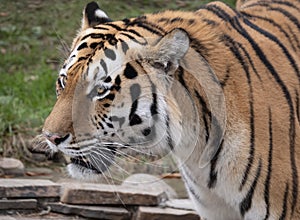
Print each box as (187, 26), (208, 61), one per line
(40, 0), (300, 219)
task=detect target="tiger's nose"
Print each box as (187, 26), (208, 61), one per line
(44, 132), (70, 145)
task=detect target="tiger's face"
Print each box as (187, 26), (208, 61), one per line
(42, 2), (190, 179)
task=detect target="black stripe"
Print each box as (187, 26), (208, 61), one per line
(233, 17), (298, 209)
(263, 108), (273, 220)
(243, 17), (300, 84)
(190, 38), (210, 58)
(119, 33), (135, 40)
(129, 113), (142, 126)
(129, 83), (141, 105)
(103, 22), (146, 40)
(106, 122), (114, 129)
(221, 34), (256, 191)
(158, 17), (169, 23)
(100, 59), (107, 74)
(186, 183), (202, 204)
(296, 90), (300, 125)
(127, 29), (143, 38)
(222, 34), (261, 81)
(119, 39), (129, 54)
(188, 19), (195, 25)
(103, 23), (147, 44)
(136, 22), (164, 36)
(114, 75), (121, 86)
(271, 0), (300, 11)
(181, 169), (203, 205)
(242, 1), (300, 13)
(119, 32), (147, 45)
(269, 6), (300, 32)
(78, 56), (87, 62)
(202, 18), (218, 26)
(127, 18), (165, 36)
(151, 93), (158, 116)
(143, 70), (159, 117)
(89, 42), (99, 49)
(77, 42), (88, 50)
(107, 35), (118, 46)
(240, 2), (269, 10)
(207, 140), (224, 188)
(194, 90), (211, 143)
(176, 66), (189, 91)
(124, 63), (138, 79)
(279, 183), (289, 220)
(90, 115), (98, 129)
(240, 159), (262, 217)
(105, 93), (115, 101)
(220, 66), (230, 87)
(104, 76), (112, 83)
(240, 11), (298, 52)
(81, 33), (104, 41)
(92, 26), (109, 30)
(165, 115), (174, 151)
(129, 83), (142, 126)
(170, 17), (183, 23)
(197, 4), (233, 22)
(104, 48), (116, 60)
(286, 25), (300, 52)
(142, 127), (151, 136)
(103, 23), (123, 31)
(98, 121), (104, 130)
(205, 6), (298, 207)
(210, 4), (299, 84)
(272, 1), (300, 12)
(57, 78), (63, 88)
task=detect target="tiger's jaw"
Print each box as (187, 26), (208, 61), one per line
(44, 133), (117, 180)
(67, 158), (103, 181)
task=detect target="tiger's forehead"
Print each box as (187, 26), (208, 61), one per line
(71, 23), (122, 51)
(61, 21), (149, 84)
(60, 22), (128, 77)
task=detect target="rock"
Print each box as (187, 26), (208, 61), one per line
(0, 158), (24, 176)
(25, 167), (54, 177)
(164, 199), (196, 211)
(0, 199), (37, 210)
(0, 179), (60, 198)
(60, 182), (167, 206)
(122, 173), (177, 199)
(136, 206), (201, 220)
(163, 178), (189, 198)
(0, 212), (88, 220)
(0, 168), (4, 177)
(0, 216), (16, 220)
(30, 153), (47, 162)
(49, 202), (130, 220)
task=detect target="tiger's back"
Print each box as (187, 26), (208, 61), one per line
(41, 0), (300, 219)
(149, 1), (300, 219)
(195, 1), (300, 219)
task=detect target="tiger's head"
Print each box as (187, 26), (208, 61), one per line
(42, 2), (195, 179)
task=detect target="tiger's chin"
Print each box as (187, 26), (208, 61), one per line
(67, 163), (103, 182)
(67, 156), (106, 182)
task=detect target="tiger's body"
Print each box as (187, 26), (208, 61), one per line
(41, 0), (300, 219)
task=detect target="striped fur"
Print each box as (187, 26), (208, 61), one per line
(41, 1), (300, 219)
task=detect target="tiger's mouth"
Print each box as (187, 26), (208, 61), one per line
(70, 156), (102, 174)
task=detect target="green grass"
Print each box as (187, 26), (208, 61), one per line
(0, 0), (235, 156)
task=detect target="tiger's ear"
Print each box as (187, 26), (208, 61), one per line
(81, 2), (112, 30)
(150, 29), (190, 68)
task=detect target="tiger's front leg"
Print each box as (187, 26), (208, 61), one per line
(181, 166), (242, 220)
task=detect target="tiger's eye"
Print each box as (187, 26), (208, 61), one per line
(97, 87), (106, 95)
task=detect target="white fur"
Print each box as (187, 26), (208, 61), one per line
(95, 9), (108, 19)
